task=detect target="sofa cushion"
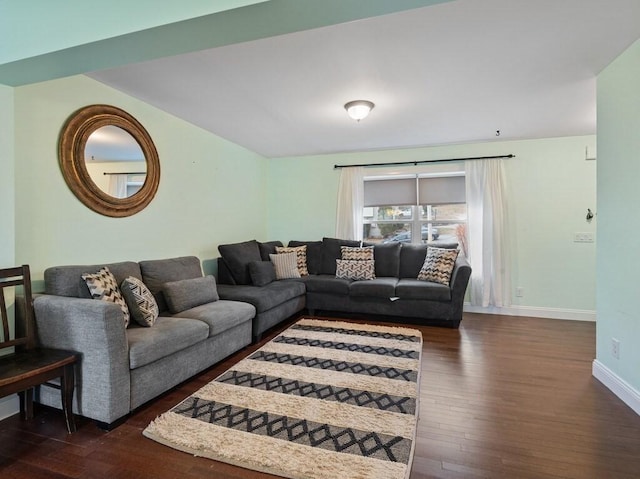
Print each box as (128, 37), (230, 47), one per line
(121, 276), (159, 327)
(163, 275), (219, 314)
(398, 244), (429, 278)
(127, 316), (209, 369)
(288, 240), (323, 275)
(172, 300), (255, 337)
(321, 237), (360, 275)
(217, 281), (305, 313)
(258, 241), (284, 261)
(395, 279), (452, 301)
(270, 252), (301, 279)
(371, 242), (401, 277)
(336, 259), (376, 280)
(349, 277), (398, 298)
(140, 256), (203, 313)
(248, 261), (276, 286)
(82, 267), (131, 327)
(45, 261), (142, 298)
(218, 240), (262, 285)
(276, 245), (309, 276)
(418, 247), (459, 285)
(303, 274), (352, 295)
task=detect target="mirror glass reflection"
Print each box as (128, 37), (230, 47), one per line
(84, 125), (147, 198)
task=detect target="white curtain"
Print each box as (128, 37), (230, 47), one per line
(465, 159), (510, 307)
(108, 174), (128, 198)
(335, 167), (364, 240)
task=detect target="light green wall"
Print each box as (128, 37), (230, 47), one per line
(596, 38), (640, 391)
(14, 75), (268, 284)
(268, 135), (597, 312)
(0, 84), (14, 268)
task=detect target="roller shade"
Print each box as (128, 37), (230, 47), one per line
(364, 178), (417, 207)
(364, 175), (465, 207)
(418, 176), (465, 204)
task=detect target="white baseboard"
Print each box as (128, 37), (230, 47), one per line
(592, 360), (640, 416)
(464, 303), (596, 322)
(0, 394), (19, 421)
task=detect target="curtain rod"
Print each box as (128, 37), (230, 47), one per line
(333, 154), (515, 169)
(103, 172), (146, 175)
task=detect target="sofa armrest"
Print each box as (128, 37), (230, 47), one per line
(33, 294), (131, 424)
(448, 256), (472, 323)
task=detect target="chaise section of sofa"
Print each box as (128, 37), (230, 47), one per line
(216, 240), (306, 342)
(32, 256), (255, 427)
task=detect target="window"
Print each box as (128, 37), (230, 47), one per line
(363, 174), (466, 248)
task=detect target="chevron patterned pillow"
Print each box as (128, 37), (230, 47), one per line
(335, 259), (376, 280)
(275, 245), (309, 276)
(340, 245), (374, 261)
(417, 247), (459, 285)
(121, 276), (159, 327)
(82, 266), (131, 327)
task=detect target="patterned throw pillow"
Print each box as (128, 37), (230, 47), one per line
(417, 247), (459, 285)
(121, 276), (159, 327)
(341, 245), (374, 261)
(275, 245), (308, 276)
(335, 259), (376, 280)
(269, 252), (301, 279)
(82, 267), (131, 327)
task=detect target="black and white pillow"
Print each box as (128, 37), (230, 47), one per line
(335, 259), (376, 280)
(121, 276), (159, 327)
(82, 266), (130, 327)
(417, 247), (459, 285)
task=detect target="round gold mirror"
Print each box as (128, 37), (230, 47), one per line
(58, 104), (160, 217)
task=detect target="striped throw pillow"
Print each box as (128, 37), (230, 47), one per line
(269, 252), (301, 279)
(275, 245), (309, 276)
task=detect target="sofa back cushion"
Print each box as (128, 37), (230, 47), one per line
(44, 261), (142, 298)
(258, 241), (284, 261)
(370, 242), (401, 277)
(218, 240), (262, 285)
(139, 256), (203, 313)
(288, 240), (323, 275)
(320, 237), (361, 275)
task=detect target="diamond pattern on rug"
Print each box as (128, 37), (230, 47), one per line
(292, 324), (421, 343)
(173, 396), (411, 464)
(274, 335), (419, 359)
(216, 370), (416, 414)
(249, 350), (418, 382)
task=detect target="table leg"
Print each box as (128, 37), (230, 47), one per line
(61, 364), (76, 433)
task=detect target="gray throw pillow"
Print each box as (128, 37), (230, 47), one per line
(248, 261), (277, 287)
(163, 275), (219, 314)
(121, 276), (159, 327)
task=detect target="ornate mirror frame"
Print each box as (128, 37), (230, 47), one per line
(58, 104), (160, 217)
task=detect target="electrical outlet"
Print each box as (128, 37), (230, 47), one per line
(611, 338), (620, 359)
(515, 287), (524, 297)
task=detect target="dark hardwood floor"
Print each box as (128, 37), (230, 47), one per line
(1, 313), (639, 478)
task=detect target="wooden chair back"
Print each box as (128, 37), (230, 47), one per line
(0, 265), (36, 351)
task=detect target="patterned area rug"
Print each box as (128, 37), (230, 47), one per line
(143, 318), (422, 479)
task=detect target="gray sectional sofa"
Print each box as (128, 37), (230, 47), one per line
(32, 256), (255, 428)
(216, 237), (472, 341)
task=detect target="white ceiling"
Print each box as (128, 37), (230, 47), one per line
(89, 0), (640, 158)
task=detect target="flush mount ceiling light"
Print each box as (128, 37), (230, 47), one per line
(344, 100), (375, 122)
